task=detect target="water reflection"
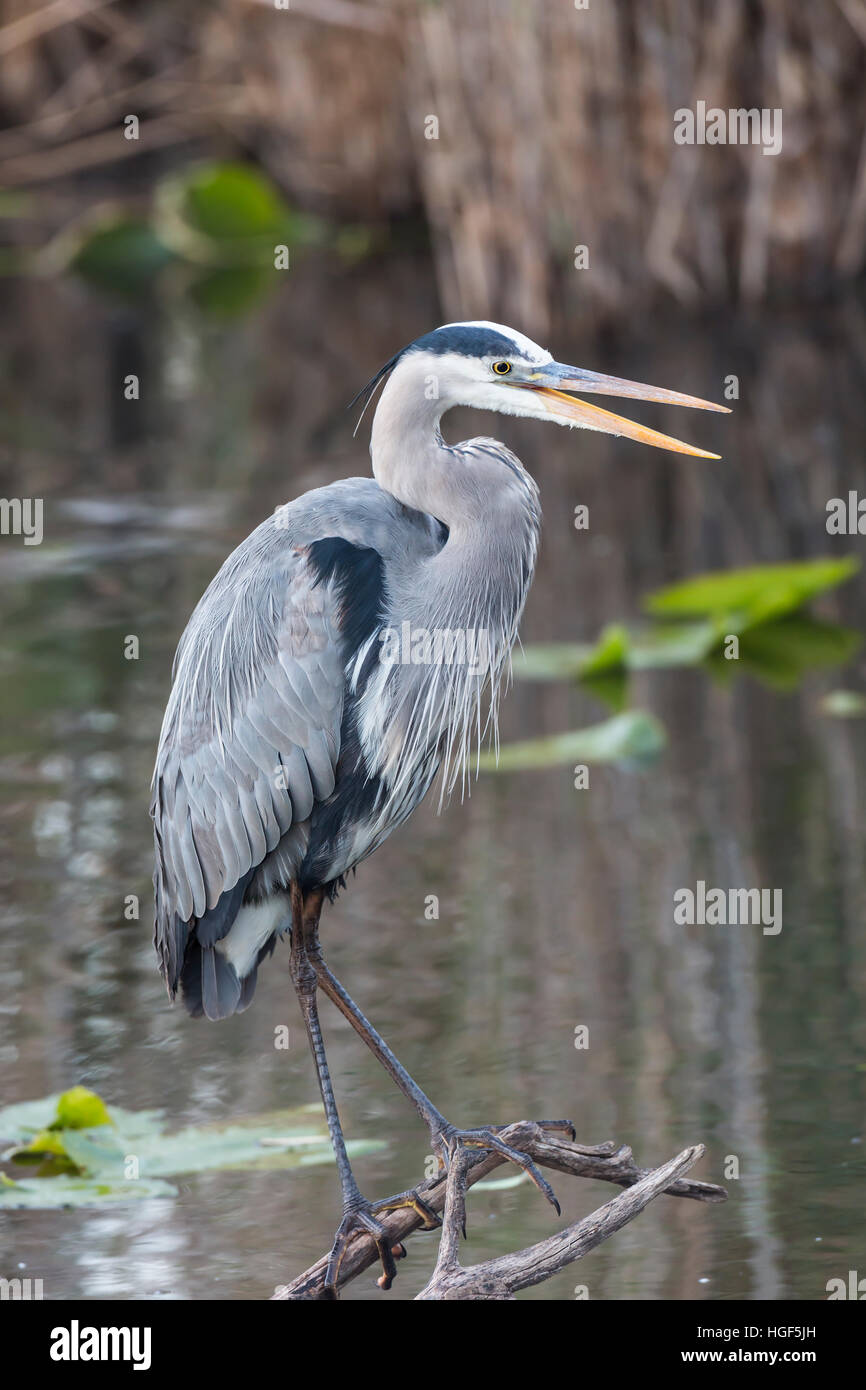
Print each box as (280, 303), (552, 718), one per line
(0, 263), (864, 1300)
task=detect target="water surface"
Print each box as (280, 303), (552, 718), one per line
(1, 266), (864, 1299)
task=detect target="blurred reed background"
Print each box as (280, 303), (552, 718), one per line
(2, 0), (866, 331)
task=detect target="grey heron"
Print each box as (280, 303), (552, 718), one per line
(151, 321), (727, 1295)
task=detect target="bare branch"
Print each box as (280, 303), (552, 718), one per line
(271, 1121), (727, 1301)
(417, 1143), (709, 1300)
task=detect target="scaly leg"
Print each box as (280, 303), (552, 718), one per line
(289, 886), (438, 1297)
(302, 896), (565, 1216)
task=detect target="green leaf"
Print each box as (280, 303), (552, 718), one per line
(120, 1117), (384, 1179)
(71, 219), (173, 294)
(53, 1085), (112, 1130)
(182, 163), (290, 241)
(578, 624), (630, 675)
(480, 711), (666, 772)
(628, 620), (719, 669)
(706, 615), (860, 691)
(155, 162), (323, 268)
(644, 557), (859, 621)
(0, 1174), (176, 1209)
(16, 1127), (68, 1158)
(0, 1091), (386, 1207)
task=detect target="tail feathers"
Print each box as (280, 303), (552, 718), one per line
(179, 901), (287, 1021)
(181, 939), (241, 1020)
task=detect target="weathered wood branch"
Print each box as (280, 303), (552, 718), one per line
(271, 1121), (727, 1301)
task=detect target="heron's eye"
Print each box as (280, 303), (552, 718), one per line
(492, 360), (512, 375)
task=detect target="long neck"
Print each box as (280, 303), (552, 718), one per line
(370, 371), (479, 533)
(364, 365), (542, 798)
(369, 358), (540, 540)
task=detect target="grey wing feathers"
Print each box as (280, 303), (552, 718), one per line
(151, 515), (346, 993)
(151, 477), (445, 997)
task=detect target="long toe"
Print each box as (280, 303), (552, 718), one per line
(323, 1205), (396, 1297)
(434, 1124), (562, 1217)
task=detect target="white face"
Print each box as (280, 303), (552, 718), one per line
(416, 321), (557, 421)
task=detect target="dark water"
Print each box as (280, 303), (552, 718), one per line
(1, 261), (865, 1300)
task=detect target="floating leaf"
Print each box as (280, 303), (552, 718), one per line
(0, 1174), (176, 1209)
(117, 1117), (383, 1179)
(4, 1086), (113, 1174)
(644, 557), (859, 621)
(16, 1128), (68, 1158)
(480, 711), (666, 772)
(0, 1094), (161, 1149)
(0, 1090), (384, 1207)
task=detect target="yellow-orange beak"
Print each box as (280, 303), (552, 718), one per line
(512, 364), (730, 458)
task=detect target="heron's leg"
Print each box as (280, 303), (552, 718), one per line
(303, 907), (562, 1216)
(289, 886), (405, 1295)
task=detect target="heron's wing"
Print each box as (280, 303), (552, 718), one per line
(151, 537), (345, 993)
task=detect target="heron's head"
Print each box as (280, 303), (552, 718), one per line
(360, 320), (729, 458)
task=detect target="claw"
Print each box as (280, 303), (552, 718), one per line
(432, 1124), (562, 1221)
(322, 1185), (443, 1296)
(324, 1205), (396, 1296)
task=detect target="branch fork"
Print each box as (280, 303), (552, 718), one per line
(272, 1120), (727, 1301)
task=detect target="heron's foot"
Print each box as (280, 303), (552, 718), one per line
(323, 1188), (441, 1298)
(372, 1186), (441, 1231)
(430, 1121), (562, 1220)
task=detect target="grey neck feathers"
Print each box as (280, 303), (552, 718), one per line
(364, 360), (542, 802)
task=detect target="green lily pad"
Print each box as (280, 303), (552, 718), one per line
(0, 1089), (384, 1208)
(480, 710), (666, 772)
(0, 1173), (176, 1209)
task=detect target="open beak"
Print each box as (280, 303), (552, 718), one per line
(514, 363), (730, 458)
